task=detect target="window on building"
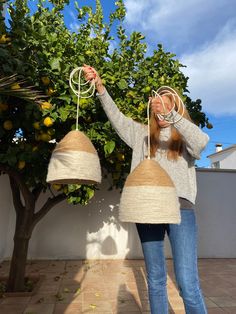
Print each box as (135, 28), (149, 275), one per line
(212, 161), (220, 169)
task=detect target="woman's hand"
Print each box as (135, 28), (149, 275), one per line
(82, 64), (105, 94)
(150, 96), (173, 115)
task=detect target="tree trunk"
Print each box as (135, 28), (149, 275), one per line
(6, 233), (31, 292)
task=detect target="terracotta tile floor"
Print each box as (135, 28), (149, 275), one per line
(0, 259), (236, 313)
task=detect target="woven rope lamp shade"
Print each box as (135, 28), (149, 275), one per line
(46, 130), (101, 185)
(119, 86), (182, 224)
(46, 67), (101, 185)
(119, 159), (180, 223)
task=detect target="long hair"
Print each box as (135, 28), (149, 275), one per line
(149, 88), (192, 160)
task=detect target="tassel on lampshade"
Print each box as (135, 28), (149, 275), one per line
(119, 86), (183, 224)
(46, 67), (101, 185)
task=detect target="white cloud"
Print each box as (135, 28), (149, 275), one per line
(124, 0), (236, 54)
(181, 21), (236, 115)
(124, 0), (236, 115)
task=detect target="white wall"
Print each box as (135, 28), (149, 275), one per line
(1, 169), (236, 260)
(195, 169), (236, 257)
(221, 150), (236, 169)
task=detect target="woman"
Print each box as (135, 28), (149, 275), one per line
(83, 65), (209, 314)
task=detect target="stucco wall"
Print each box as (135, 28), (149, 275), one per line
(1, 169), (236, 260)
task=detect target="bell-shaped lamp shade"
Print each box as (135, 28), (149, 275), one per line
(119, 159), (180, 224)
(46, 130), (101, 185)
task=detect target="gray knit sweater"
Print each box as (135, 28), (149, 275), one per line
(97, 89), (209, 206)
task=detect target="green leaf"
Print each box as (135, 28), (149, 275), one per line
(104, 140), (115, 155)
(57, 95), (71, 104)
(117, 79), (128, 90)
(87, 188), (94, 200)
(49, 58), (61, 71)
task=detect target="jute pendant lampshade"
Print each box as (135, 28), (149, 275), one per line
(46, 130), (101, 185)
(119, 86), (182, 224)
(119, 159), (180, 223)
(46, 67), (101, 185)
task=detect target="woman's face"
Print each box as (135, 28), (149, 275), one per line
(151, 95), (173, 128)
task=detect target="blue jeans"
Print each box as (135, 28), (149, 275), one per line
(136, 209), (207, 314)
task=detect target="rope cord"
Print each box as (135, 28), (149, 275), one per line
(147, 86), (185, 159)
(69, 67), (95, 131)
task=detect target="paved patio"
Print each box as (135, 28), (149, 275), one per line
(0, 259), (236, 313)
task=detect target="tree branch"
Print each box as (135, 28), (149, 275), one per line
(9, 176), (24, 214)
(0, 164), (33, 207)
(32, 193), (67, 230)
(32, 185), (43, 202)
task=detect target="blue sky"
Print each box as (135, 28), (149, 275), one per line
(7, 0), (236, 167)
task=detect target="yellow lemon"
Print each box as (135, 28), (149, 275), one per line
(33, 121), (40, 130)
(43, 117), (53, 127)
(41, 76), (50, 85)
(10, 83), (20, 90)
(46, 87), (55, 96)
(40, 133), (51, 142)
(3, 120), (13, 130)
(40, 101), (52, 110)
(116, 153), (125, 161)
(18, 160), (26, 170)
(0, 34), (10, 44)
(0, 103), (8, 111)
(52, 184), (62, 191)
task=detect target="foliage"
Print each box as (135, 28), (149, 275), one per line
(0, 0), (211, 198)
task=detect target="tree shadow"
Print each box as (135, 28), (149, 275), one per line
(14, 177), (182, 313)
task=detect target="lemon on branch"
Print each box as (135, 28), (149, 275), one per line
(0, 103), (9, 112)
(40, 101), (52, 110)
(0, 34), (11, 44)
(43, 117), (54, 127)
(41, 76), (50, 86)
(33, 122), (40, 130)
(10, 83), (20, 90)
(40, 133), (51, 142)
(52, 184), (62, 191)
(18, 160), (26, 170)
(3, 120), (13, 130)
(46, 87), (55, 96)
(116, 152), (125, 161)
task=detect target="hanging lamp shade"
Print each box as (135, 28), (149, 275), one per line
(46, 67), (102, 185)
(46, 130), (101, 185)
(119, 157), (180, 224)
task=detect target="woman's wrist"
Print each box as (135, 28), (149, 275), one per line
(95, 79), (105, 95)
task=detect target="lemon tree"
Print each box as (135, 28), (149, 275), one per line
(0, 0), (211, 292)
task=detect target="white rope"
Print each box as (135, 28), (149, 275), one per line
(155, 86), (185, 124)
(147, 86), (186, 159)
(69, 67), (96, 131)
